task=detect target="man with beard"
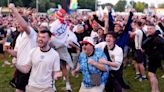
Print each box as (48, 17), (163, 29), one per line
(13, 29), (62, 92)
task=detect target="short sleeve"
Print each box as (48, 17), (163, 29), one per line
(14, 34), (22, 51)
(114, 47), (123, 67)
(53, 52), (60, 71)
(24, 48), (35, 66)
(28, 26), (36, 38)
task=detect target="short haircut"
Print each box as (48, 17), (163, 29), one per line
(133, 20), (142, 27)
(39, 29), (52, 38)
(146, 21), (155, 27)
(105, 31), (117, 39)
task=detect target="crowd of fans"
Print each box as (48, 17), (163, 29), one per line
(0, 3), (164, 92)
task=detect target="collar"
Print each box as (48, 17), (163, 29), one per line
(108, 44), (115, 51)
(87, 48), (95, 57)
(40, 47), (51, 52)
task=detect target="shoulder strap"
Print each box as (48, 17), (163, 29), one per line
(103, 45), (111, 62)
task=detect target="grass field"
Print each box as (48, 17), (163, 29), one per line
(0, 55), (164, 92)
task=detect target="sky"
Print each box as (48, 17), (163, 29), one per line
(98, 0), (164, 7)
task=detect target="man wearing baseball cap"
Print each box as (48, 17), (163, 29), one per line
(72, 37), (109, 92)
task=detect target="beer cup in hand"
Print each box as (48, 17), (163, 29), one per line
(4, 42), (11, 51)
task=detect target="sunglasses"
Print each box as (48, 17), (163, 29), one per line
(82, 43), (89, 46)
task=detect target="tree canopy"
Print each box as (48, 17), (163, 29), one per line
(158, 3), (164, 8)
(0, 0), (157, 12)
(78, 0), (96, 10)
(134, 2), (148, 12)
(114, 0), (127, 12)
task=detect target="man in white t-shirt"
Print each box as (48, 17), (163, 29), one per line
(14, 29), (62, 92)
(5, 3), (37, 92)
(129, 20), (146, 81)
(96, 31), (123, 92)
(50, 8), (73, 92)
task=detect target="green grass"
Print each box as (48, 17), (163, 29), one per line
(0, 56), (164, 92)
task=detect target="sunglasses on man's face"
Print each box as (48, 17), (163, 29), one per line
(82, 43), (89, 46)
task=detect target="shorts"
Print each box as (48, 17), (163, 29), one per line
(26, 85), (54, 92)
(56, 47), (74, 69)
(123, 45), (129, 58)
(15, 70), (30, 91)
(60, 59), (67, 66)
(0, 44), (4, 54)
(148, 57), (161, 73)
(79, 83), (105, 92)
(134, 50), (143, 63)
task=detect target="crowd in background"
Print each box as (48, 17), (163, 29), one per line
(0, 3), (164, 92)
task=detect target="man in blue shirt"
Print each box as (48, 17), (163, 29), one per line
(72, 37), (109, 92)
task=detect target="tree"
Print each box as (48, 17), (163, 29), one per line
(158, 3), (164, 8)
(37, 0), (56, 12)
(130, 0), (136, 8)
(0, 0), (71, 12)
(11, 0), (24, 7)
(0, 0), (8, 7)
(134, 2), (148, 12)
(114, 0), (127, 12)
(104, 3), (114, 7)
(149, 4), (155, 8)
(99, 3), (114, 9)
(78, 0), (96, 10)
(21, 0), (32, 7)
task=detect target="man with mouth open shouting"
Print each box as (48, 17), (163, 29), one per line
(13, 29), (62, 92)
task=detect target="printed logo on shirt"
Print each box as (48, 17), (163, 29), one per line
(53, 23), (67, 39)
(40, 55), (45, 59)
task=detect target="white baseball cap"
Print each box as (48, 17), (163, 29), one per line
(81, 37), (95, 46)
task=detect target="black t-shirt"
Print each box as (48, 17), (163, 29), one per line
(0, 26), (5, 53)
(0, 27), (5, 40)
(142, 33), (164, 58)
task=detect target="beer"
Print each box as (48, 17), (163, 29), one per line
(4, 42), (11, 49)
(1, 7), (11, 15)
